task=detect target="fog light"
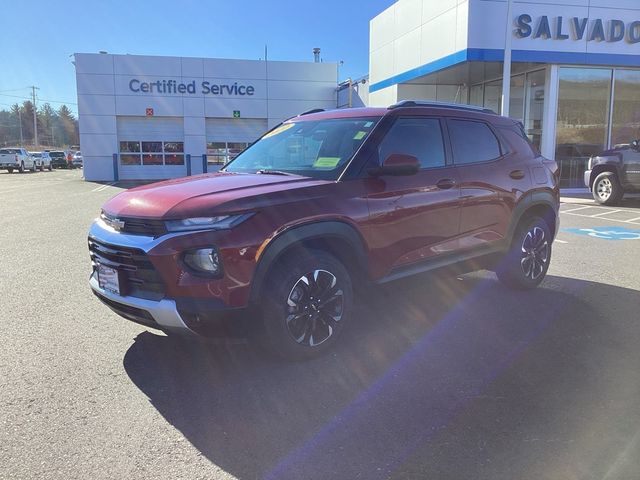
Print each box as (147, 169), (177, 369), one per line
(183, 248), (222, 276)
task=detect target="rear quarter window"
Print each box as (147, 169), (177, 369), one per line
(448, 119), (502, 165)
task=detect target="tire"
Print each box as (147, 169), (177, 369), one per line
(18, 161), (25, 173)
(47, 164), (53, 171)
(260, 249), (353, 360)
(496, 216), (552, 290)
(39, 163), (44, 172)
(592, 171), (624, 205)
(31, 162), (37, 173)
(7, 168), (13, 174)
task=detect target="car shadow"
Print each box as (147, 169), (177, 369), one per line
(123, 273), (640, 480)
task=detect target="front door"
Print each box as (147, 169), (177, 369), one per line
(363, 116), (461, 278)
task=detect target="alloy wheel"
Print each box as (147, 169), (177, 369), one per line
(520, 226), (549, 281)
(285, 269), (344, 347)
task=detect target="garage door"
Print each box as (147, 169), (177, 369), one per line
(205, 118), (267, 166)
(116, 117), (186, 180)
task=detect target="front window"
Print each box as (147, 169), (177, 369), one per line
(223, 117), (381, 179)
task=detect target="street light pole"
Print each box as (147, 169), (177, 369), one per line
(17, 108), (24, 145)
(500, 0), (513, 117)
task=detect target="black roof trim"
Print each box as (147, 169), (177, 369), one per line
(298, 108), (326, 116)
(388, 100), (496, 114)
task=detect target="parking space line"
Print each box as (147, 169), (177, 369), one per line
(91, 182), (114, 192)
(560, 206), (593, 213)
(555, 239), (568, 244)
(626, 216), (640, 223)
(590, 209), (621, 217)
(562, 211), (640, 225)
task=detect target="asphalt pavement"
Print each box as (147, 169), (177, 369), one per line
(1, 170), (639, 480)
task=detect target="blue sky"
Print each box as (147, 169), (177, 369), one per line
(0, 0), (393, 115)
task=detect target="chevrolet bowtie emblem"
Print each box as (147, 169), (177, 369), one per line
(110, 218), (125, 230)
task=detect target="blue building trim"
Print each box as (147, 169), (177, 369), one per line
(370, 48), (640, 93)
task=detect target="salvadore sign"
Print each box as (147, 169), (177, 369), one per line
(515, 14), (640, 44)
(129, 79), (256, 96)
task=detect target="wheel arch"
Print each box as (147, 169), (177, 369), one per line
(507, 192), (559, 244)
(249, 221), (369, 304)
(589, 164), (621, 189)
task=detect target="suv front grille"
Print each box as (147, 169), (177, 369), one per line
(88, 238), (166, 301)
(101, 212), (167, 237)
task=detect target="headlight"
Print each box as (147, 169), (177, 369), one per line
(165, 213), (252, 232)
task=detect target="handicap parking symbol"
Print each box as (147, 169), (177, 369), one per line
(564, 226), (640, 240)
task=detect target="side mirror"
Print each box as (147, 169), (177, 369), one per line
(369, 154), (420, 176)
(631, 139), (640, 151)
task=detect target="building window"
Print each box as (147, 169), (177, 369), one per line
(555, 67), (613, 187)
(207, 141), (249, 165)
(119, 141), (184, 166)
(611, 70), (640, 148)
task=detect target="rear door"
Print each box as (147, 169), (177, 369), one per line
(448, 118), (530, 250)
(364, 116), (461, 275)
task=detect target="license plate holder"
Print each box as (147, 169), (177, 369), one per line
(97, 264), (120, 295)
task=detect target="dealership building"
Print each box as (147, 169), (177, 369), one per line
(75, 53), (337, 181)
(369, 0), (640, 186)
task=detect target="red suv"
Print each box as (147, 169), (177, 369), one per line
(89, 101), (559, 359)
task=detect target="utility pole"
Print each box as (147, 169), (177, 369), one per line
(17, 109), (24, 145)
(31, 85), (39, 147)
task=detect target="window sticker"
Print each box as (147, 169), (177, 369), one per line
(364, 121), (374, 127)
(353, 131), (367, 140)
(313, 157), (341, 168)
(262, 123), (295, 139)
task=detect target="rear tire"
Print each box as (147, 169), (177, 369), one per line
(7, 168), (13, 174)
(47, 164), (53, 171)
(496, 216), (552, 290)
(592, 171), (623, 205)
(260, 249), (353, 360)
(18, 162), (25, 173)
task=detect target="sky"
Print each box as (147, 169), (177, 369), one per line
(0, 0), (394, 115)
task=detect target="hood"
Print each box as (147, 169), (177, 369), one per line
(102, 172), (329, 219)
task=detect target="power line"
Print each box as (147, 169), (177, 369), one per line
(0, 92), (77, 106)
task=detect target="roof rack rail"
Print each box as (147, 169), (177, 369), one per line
(388, 100), (495, 114)
(299, 108), (325, 116)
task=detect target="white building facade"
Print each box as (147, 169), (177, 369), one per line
(75, 53), (337, 181)
(369, 0), (640, 186)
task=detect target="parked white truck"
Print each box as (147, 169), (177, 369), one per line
(0, 148), (37, 173)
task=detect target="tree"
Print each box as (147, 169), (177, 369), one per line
(57, 105), (78, 146)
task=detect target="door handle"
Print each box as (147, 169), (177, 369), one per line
(509, 169), (525, 180)
(436, 178), (456, 190)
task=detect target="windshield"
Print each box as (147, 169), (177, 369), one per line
(49, 152), (65, 158)
(223, 117), (380, 180)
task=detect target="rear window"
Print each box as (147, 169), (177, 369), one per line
(448, 119), (502, 165)
(0, 149), (20, 154)
(49, 152), (65, 158)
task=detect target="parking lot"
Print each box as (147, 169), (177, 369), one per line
(1, 170), (639, 480)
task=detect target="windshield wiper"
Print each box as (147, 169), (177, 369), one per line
(255, 169), (297, 176)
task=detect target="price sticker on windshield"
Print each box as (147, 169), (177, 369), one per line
(313, 157), (341, 168)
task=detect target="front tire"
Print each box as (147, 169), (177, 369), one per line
(7, 168), (13, 174)
(18, 162), (25, 173)
(496, 216), (552, 290)
(592, 171), (623, 205)
(260, 250), (353, 360)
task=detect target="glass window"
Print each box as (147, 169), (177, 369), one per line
(470, 84), (483, 107)
(163, 142), (183, 153)
(119, 141), (140, 153)
(164, 154), (185, 165)
(509, 74), (525, 124)
(484, 79), (502, 114)
(524, 69), (545, 150)
(555, 67), (612, 187)
(120, 154), (141, 165)
(449, 120), (501, 164)
(207, 142), (227, 165)
(378, 117), (445, 169)
(227, 142), (247, 160)
(142, 154), (163, 165)
(141, 141), (162, 153)
(611, 70), (640, 148)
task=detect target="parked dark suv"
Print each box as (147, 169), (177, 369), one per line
(88, 101), (560, 359)
(584, 140), (640, 205)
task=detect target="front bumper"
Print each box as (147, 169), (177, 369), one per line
(90, 274), (195, 334)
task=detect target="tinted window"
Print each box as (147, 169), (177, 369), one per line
(378, 117), (445, 169)
(449, 120), (501, 164)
